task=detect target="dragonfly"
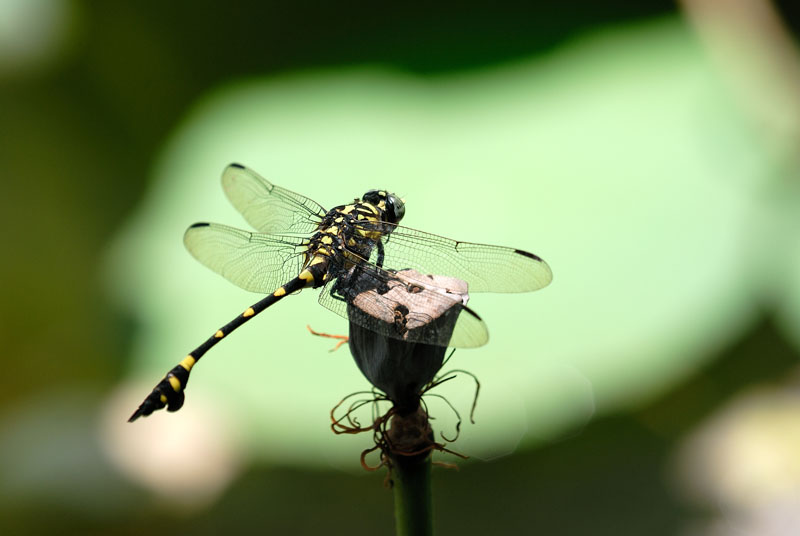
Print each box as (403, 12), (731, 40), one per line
(128, 163), (552, 422)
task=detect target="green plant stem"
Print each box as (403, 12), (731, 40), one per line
(392, 452), (433, 536)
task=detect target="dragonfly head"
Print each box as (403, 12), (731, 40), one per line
(362, 190), (405, 224)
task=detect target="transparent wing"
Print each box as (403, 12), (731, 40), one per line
(221, 163), (326, 235)
(318, 265), (489, 349)
(449, 306), (490, 348)
(184, 222), (489, 348)
(183, 222), (308, 293)
(357, 223), (553, 293)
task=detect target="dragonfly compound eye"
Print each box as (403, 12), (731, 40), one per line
(386, 194), (405, 224)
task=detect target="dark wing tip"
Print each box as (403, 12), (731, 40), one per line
(514, 249), (544, 262)
(514, 248), (553, 290)
(128, 408), (143, 422)
(228, 162), (245, 170)
(463, 305), (483, 322)
(188, 222), (211, 229)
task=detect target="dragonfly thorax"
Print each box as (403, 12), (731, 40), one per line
(301, 195), (401, 288)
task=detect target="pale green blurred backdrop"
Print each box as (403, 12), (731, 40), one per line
(2, 1), (800, 534)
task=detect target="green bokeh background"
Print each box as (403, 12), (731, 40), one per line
(2, 1), (800, 534)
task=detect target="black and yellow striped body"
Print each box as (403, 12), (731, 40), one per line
(304, 197), (394, 277)
(128, 193), (399, 421)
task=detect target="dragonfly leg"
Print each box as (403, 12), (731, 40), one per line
(375, 240), (385, 268)
(306, 324), (349, 352)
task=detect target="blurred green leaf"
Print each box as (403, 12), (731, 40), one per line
(107, 18), (776, 477)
